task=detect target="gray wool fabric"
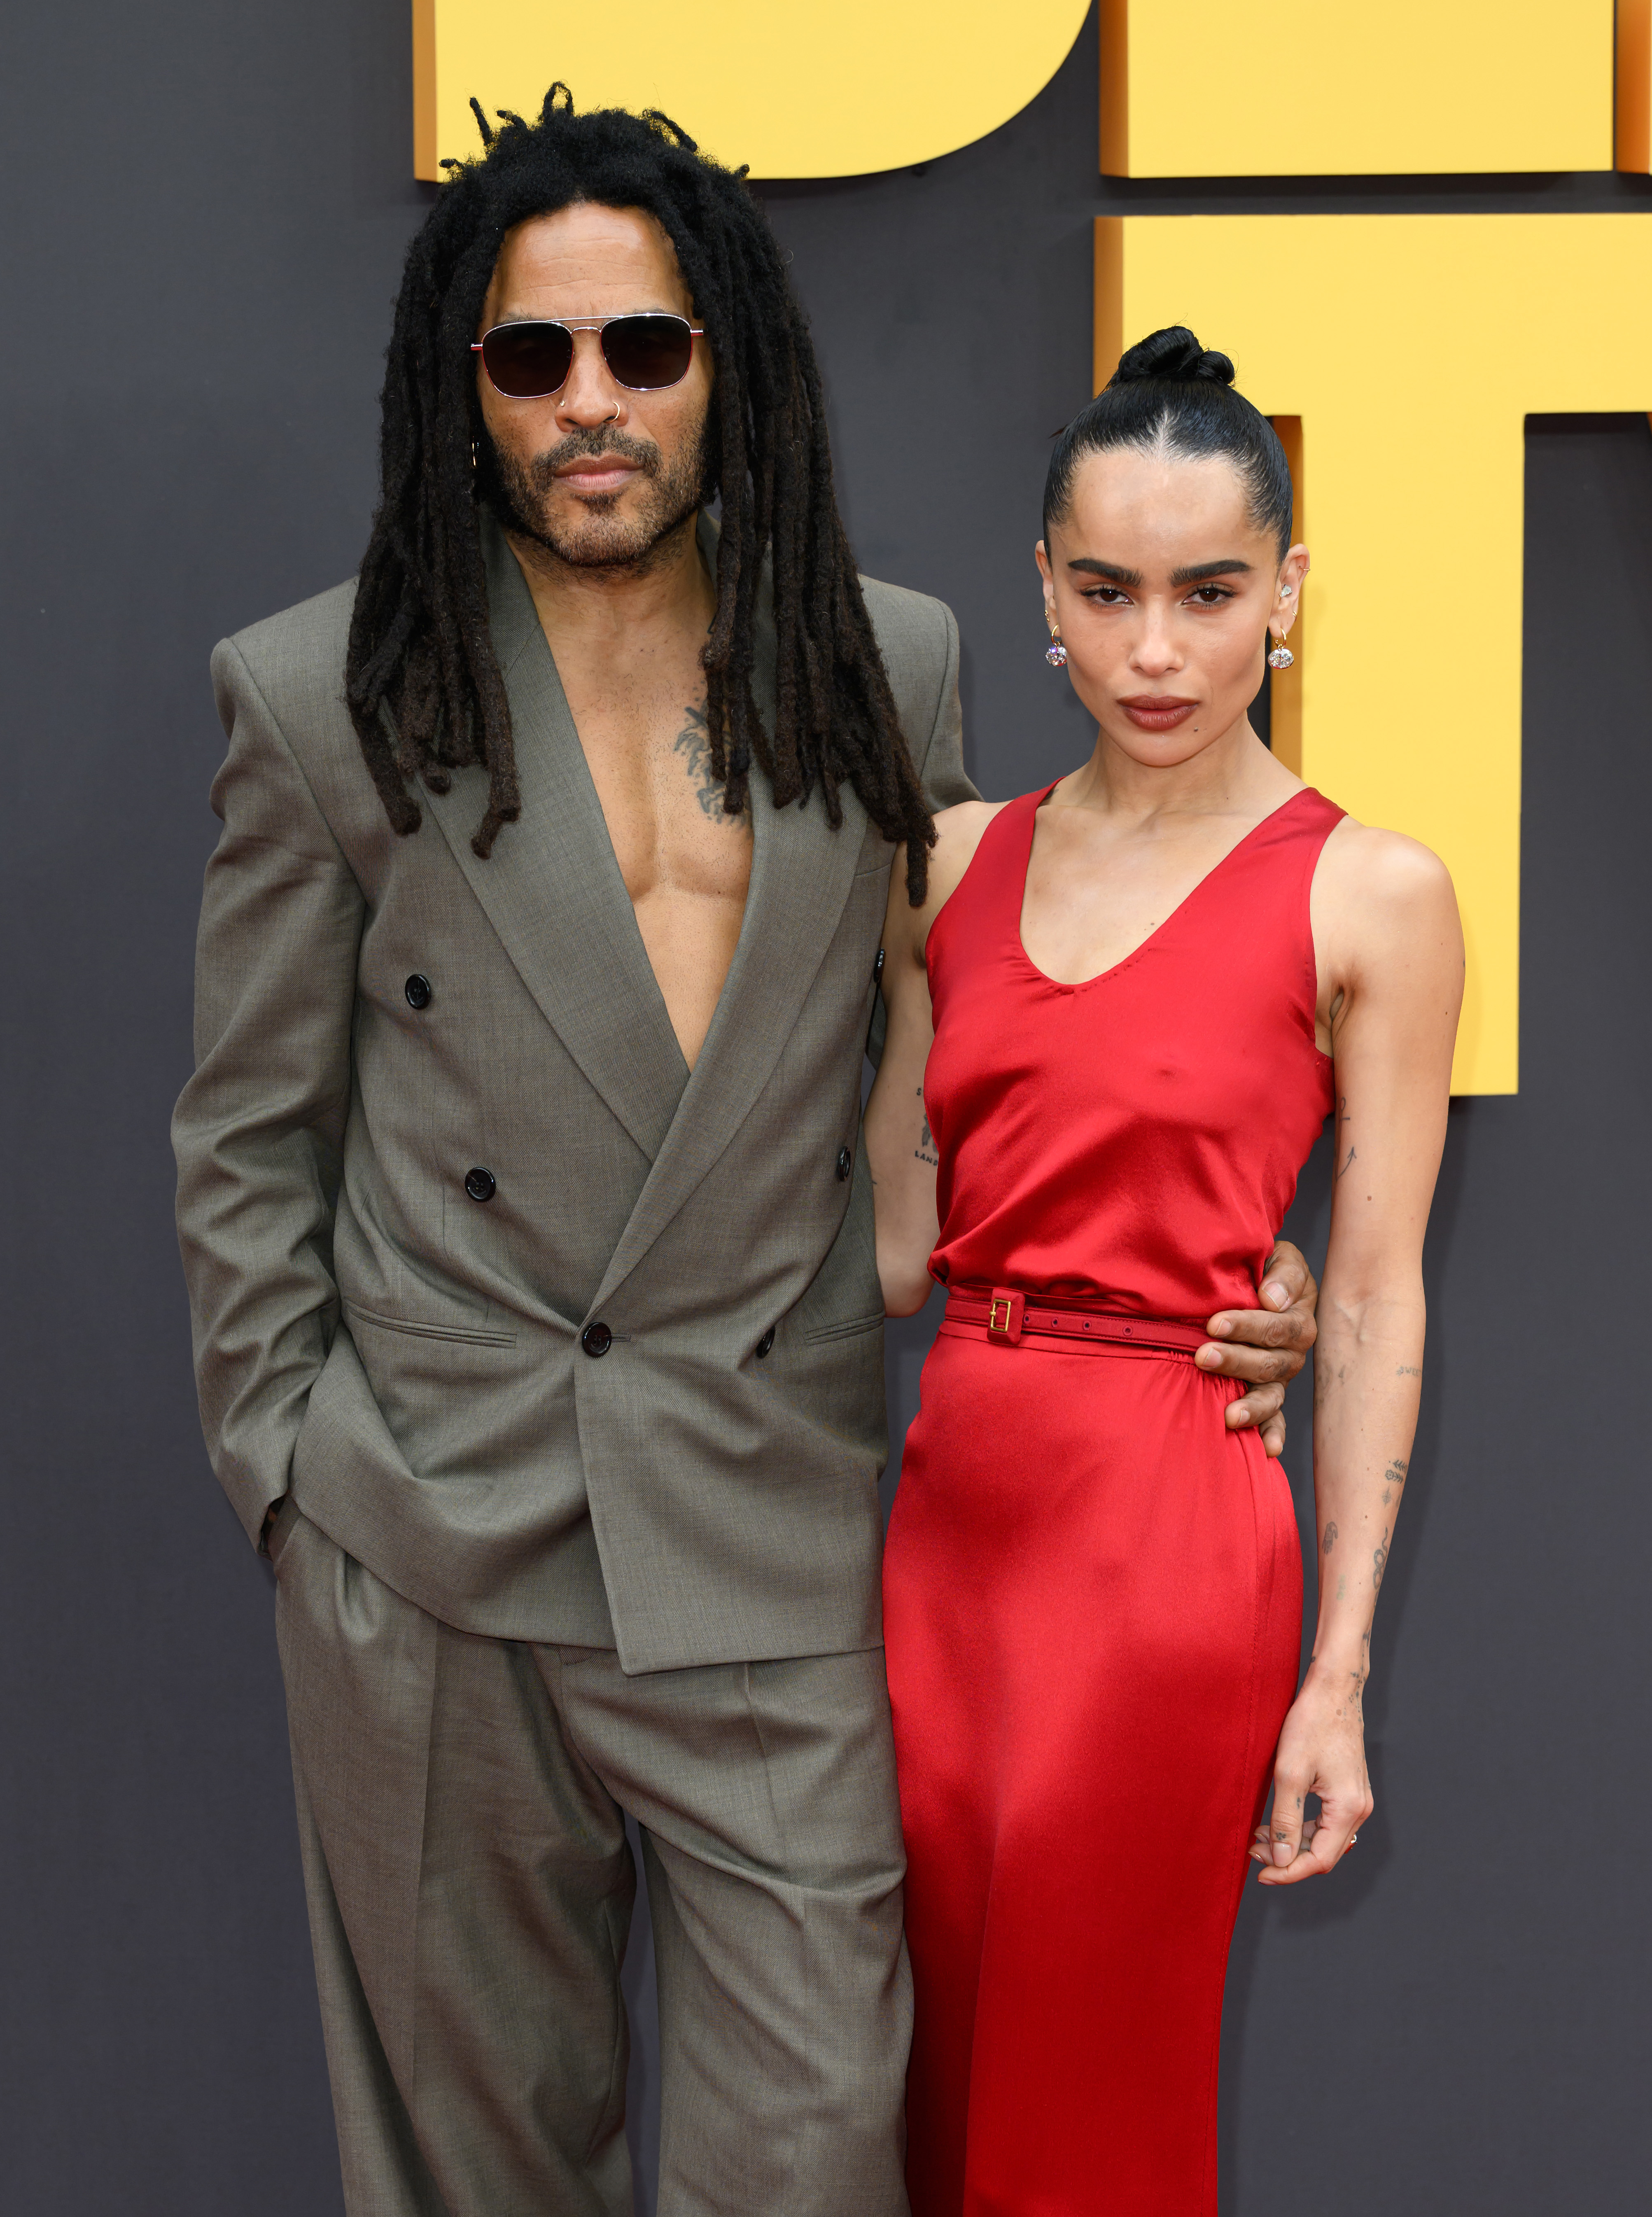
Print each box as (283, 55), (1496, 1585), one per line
(273, 1502), (913, 2217)
(174, 509), (972, 2214)
(173, 510), (972, 1671)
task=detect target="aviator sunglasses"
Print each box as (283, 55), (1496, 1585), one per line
(472, 313), (705, 399)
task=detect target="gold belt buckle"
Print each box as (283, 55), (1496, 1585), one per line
(986, 1288), (1024, 1345)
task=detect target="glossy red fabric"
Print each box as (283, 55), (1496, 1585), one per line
(883, 785), (1344, 2216)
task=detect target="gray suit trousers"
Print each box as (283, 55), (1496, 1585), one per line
(273, 1507), (913, 2217)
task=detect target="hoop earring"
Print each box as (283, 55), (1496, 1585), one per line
(1267, 629), (1295, 672)
(1045, 609), (1068, 668)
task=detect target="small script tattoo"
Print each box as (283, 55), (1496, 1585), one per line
(1396, 1365), (1422, 1378)
(1343, 1633), (1371, 1718)
(1322, 1521), (1338, 1557)
(1332, 1093), (1358, 1183)
(914, 1085), (939, 1169)
(1314, 1358), (1348, 1412)
(674, 702), (745, 824)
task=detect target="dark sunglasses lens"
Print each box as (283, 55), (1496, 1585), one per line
(482, 323), (574, 397)
(602, 315), (694, 390)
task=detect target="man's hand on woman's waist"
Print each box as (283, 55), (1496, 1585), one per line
(1195, 1242), (1319, 1458)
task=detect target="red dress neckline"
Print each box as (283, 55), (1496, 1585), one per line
(1013, 783), (1327, 994)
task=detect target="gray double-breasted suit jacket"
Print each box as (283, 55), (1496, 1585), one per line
(174, 513), (973, 1673)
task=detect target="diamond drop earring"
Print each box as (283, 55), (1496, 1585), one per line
(1045, 608), (1068, 668)
(1266, 628), (1294, 672)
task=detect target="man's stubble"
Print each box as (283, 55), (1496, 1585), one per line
(486, 417), (711, 579)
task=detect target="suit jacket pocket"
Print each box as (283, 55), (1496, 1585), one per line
(801, 1310), (886, 1346)
(343, 1300), (518, 1349)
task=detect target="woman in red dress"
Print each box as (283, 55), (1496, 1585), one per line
(866, 328), (1463, 2215)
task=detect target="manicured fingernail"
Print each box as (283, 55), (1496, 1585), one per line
(1210, 1317), (1233, 1336)
(1273, 1841), (1294, 1866)
(1266, 1283), (1288, 1308)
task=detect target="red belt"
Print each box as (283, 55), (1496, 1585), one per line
(940, 1284), (1208, 1356)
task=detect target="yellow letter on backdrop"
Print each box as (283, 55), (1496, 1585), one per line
(1097, 0), (1614, 177)
(1095, 212), (1652, 1094)
(414, 0), (1092, 181)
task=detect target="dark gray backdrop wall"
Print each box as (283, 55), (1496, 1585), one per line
(2, 6), (1648, 2212)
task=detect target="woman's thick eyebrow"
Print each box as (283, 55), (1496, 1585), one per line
(1065, 556), (1255, 587)
(1067, 557), (1142, 585)
(1169, 558), (1254, 584)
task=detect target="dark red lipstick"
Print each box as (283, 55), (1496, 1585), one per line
(1117, 695), (1199, 733)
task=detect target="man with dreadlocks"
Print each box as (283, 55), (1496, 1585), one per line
(173, 88), (1316, 2217)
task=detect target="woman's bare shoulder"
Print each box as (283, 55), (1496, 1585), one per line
(1315, 815), (1462, 988)
(1318, 814), (1456, 917)
(883, 799), (1013, 961)
(929, 799), (1013, 903)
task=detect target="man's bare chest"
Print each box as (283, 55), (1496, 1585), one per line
(576, 693), (753, 910)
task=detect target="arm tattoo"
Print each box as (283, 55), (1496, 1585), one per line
(1322, 1521), (1338, 1557)
(1372, 1526), (1391, 1592)
(1313, 1358), (1347, 1412)
(1332, 1093), (1357, 1182)
(912, 1085), (938, 1169)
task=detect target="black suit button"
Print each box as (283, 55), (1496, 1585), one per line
(404, 973), (432, 1010)
(581, 1321), (613, 1358)
(755, 1326), (776, 1360)
(835, 1146), (853, 1181)
(464, 1167), (496, 1203)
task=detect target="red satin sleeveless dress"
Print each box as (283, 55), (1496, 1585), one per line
(882, 784), (1344, 2217)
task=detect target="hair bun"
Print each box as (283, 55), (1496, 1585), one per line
(1111, 326), (1235, 389)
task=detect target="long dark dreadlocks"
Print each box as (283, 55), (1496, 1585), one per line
(345, 86), (935, 898)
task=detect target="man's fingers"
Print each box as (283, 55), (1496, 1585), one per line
(1201, 1305), (1314, 1359)
(1204, 1245), (1319, 1386)
(1198, 1337), (1302, 1385)
(1204, 1306), (1293, 1348)
(1223, 1381), (1286, 1432)
(1200, 1239), (1315, 1459)
(1258, 1239), (1317, 1315)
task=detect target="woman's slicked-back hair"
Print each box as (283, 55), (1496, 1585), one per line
(345, 87), (935, 894)
(1043, 326), (1293, 558)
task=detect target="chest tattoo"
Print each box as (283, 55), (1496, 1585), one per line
(673, 702), (747, 826)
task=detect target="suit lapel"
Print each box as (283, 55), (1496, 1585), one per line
(588, 532), (867, 1313)
(421, 518), (688, 1161)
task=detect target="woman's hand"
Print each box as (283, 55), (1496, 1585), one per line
(1250, 1652), (1374, 1885)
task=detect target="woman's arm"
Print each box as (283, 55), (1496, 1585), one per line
(864, 804), (1002, 1315)
(1256, 823), (1464, 1884)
